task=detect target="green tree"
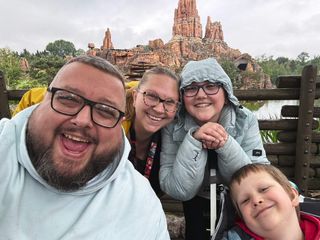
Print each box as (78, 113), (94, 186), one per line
(309, 55), (320, 73)
(297, 52), (310, 64)
(0, 48), (22, 88)
(75, 48), (86, 56)
(276, 57), (289, 65)
(219, 58), (240, 87)
(29, 54), (66, 86)
(45, 39), (76, 57)
(256, 55), (302, 84)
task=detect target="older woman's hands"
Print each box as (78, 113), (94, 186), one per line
(192, 122), (228, 150)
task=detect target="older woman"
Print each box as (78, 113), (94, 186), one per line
(160, 58), (269, 239)
(123, 67), (180, 196)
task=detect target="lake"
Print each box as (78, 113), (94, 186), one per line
(254, 100), (299, 120)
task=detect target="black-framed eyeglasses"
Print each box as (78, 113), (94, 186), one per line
(182, 83), (222, 97)
(47, 87), (124, 128)
(137, 89), (180, 113)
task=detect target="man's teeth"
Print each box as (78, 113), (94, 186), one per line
(64, 134), (89, 143)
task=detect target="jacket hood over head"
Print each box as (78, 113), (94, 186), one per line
(177, 58), (240, 126)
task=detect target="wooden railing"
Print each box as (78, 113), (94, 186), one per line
(0, 65), (319, 196)
(234, 65), (319, 195)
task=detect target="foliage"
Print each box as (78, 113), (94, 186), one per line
(13, 77), (41, 89)
(28, 54), (66, 86)
(45, 39), (77, 57)
(75, 48), (86, 56)
(241, 101), (264, 111)
(0, 48), (23, 87)
(256, 52), (320, 84)
(219, 58), (240, 87)
(0, 44), (67, 89)
(260, 130), (279, 143)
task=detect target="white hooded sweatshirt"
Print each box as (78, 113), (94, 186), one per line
(0, 105), (169, 240)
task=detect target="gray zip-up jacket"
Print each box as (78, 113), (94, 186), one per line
(159, 58), (269, 201)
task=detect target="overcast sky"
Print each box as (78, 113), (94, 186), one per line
(1, 0), (319, 59)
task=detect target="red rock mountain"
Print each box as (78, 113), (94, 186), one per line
(172, 0), (202, 38)
(91, 0), (271, 89)
(102, 28), (113, 50)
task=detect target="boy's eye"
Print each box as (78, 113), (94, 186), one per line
(260, 186), (270, 192)
(240, 198), (249, 205)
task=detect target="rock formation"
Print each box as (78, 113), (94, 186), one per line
(172, 0), (202, 38)
(19, 58), (29, 72)
(102, 28), (114, 50)
(204, 16), (224, 41)
(149, 39), (165, 50)
(87, 43), (97, 56)
(92, 0), (270, 89)
(97, 0), (239, 71)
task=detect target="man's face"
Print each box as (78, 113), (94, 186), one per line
(231, 171), (299, 238)
(27, 62), (125, 191)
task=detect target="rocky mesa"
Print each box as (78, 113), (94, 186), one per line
(87, 0), (272, 89)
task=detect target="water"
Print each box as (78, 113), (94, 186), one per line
(253, 100), (299, 120)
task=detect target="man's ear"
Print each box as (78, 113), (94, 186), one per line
(290, 187), (300, 207)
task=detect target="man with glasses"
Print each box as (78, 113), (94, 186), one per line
(0, 55), (169, 239)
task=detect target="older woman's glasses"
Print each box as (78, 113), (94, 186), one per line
(137, 89), (180, 113)
(182, 83), (222, 97)
(47, 87), (124, 128)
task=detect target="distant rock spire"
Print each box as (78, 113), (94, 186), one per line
(204, 16), (224, 41)
(102, 28), (114, 50)
(87, 43), (97, 56)
(172, 0), (202, 38)
(20, 58), (29, 72)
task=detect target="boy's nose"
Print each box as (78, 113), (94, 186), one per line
(253, 200), (263, 207)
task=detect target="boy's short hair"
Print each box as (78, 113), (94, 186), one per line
(230, 164), (299, 217)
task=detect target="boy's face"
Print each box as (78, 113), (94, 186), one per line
(231, 171), (300, 237)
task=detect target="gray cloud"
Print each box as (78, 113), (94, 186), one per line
(0, 0), (319, 59)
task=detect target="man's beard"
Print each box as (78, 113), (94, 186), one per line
(26, 123), (122, 192)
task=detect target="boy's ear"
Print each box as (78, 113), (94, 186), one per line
(290, 187), (300, 207)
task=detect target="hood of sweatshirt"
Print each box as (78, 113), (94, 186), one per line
(175, 57), (241, 131)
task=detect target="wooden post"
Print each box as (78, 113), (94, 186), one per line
(295, 65), (318, 194)
(0, 71), (11, 119)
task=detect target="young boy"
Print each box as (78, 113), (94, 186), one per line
(222, 164), (320, 240)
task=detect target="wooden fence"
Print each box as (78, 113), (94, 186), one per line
(0, 65), (319, 196)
